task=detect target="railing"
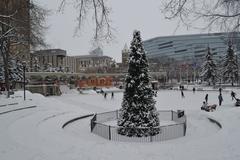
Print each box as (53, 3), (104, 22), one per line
(90, 110), (187, 142)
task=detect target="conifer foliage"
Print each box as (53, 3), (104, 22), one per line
(200, 47), (218, 85)
(0, 59), (24, 83)
(223, 44), (238, 86)
(117, 30), (160, 137)
(32, 57), (41, 72)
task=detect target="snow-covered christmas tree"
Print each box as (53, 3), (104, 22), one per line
(223, 44), (238, 86)
(117, 30), (160, 137)
(200, 47), (218, 85)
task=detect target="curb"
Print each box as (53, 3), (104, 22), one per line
(208, 117), (222, 129)
(62, 114), (94, 129)
(0, 106), (37, 115)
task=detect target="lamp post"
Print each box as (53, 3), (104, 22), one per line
(23, 61), (26, 101)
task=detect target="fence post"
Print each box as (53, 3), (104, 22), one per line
(90, 120), (93, 132)
(184, 118), (187, 136)
(116, 110), (118, 119)
(109, 125), (111, 140)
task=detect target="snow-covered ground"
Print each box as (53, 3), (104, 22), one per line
(0, 88), (240, 160)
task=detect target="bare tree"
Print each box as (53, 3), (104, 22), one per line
(29, 2), (48, 49)
(59, 0), (114, 43)
(0, 0), (47, 97)
(162, 0), (240, 32)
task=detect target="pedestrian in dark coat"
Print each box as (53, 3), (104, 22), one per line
(193, 87), (196, 93)
(181, 90), (184, 98)
(111, 92), (114, 99)
(205, 94), (208, 103)
(231, 91), (236, 100)
(218, 93), (223, 106)
(104, 92), (107, 99)
(219, 88), (222, 94)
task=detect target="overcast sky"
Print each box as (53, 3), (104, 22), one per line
(37, 0), (206, 62)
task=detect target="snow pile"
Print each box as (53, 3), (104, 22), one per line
(60, 85), (79, 94)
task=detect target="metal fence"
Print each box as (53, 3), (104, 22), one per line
(90, 110), (187, 142)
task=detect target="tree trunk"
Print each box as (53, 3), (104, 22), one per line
(0, 39), (11, 98)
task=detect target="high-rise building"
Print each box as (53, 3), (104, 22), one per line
(143, 32), (240, 66)
(0, 0), (31, 60)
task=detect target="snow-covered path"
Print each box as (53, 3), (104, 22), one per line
(0, 89), (240, 160)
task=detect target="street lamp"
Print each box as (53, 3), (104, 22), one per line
(23, 61), (26, 101)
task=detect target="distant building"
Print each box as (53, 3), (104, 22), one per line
(89, 47), (103, 56)
(32, 49), (67, 71)
(74, 55), (113, 73)
(143, 32), (240, 66)
(63, 56), (77, 73)
(116, 44), (130, 73)
(122, 44), (130, 66)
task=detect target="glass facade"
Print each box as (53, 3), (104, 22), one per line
(143, 32), (240, 66)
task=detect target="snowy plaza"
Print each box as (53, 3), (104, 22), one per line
(1, 87), (240, 160)
(2, 1), (240, 160)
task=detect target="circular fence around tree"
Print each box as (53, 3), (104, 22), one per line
(90, 110), (187, 142)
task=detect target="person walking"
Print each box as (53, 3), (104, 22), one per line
(218, 93), (223, 106)
(193, 87), (196, 93)
(205, 94), (208, 103)
(104, 92), (107, 99)
(219, 87), (222, 94)
(181, 90), (185, 98)
(231, 91), (236, 100)
(111, 92), (114, 99)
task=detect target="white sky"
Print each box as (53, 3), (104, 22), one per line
(37, 0), (206, 62)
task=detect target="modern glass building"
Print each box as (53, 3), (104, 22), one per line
(143, 32), (240, 66)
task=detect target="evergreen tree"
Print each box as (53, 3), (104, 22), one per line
(0, 59), (24, 89)
(43, 63), (53, 72)
(0, 64), (4, 82)
(8, 59), (24, 82)
(32, 57), (41, 72)
(200, 47), (218, 85)
(223, 44), (238, 86)
(117, 30), (160, 137)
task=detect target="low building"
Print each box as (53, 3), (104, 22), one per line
(32, 49), (67, 71)
(74, 48), (114, 73)
(78, 76), (113, 88)
(63, 56), (77, 73)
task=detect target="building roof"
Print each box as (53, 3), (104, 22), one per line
(33, 49), (67, 56)
(122, 43), (129, 52)
(73, 55), (112, 59)
(144, 32), (240, 43)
